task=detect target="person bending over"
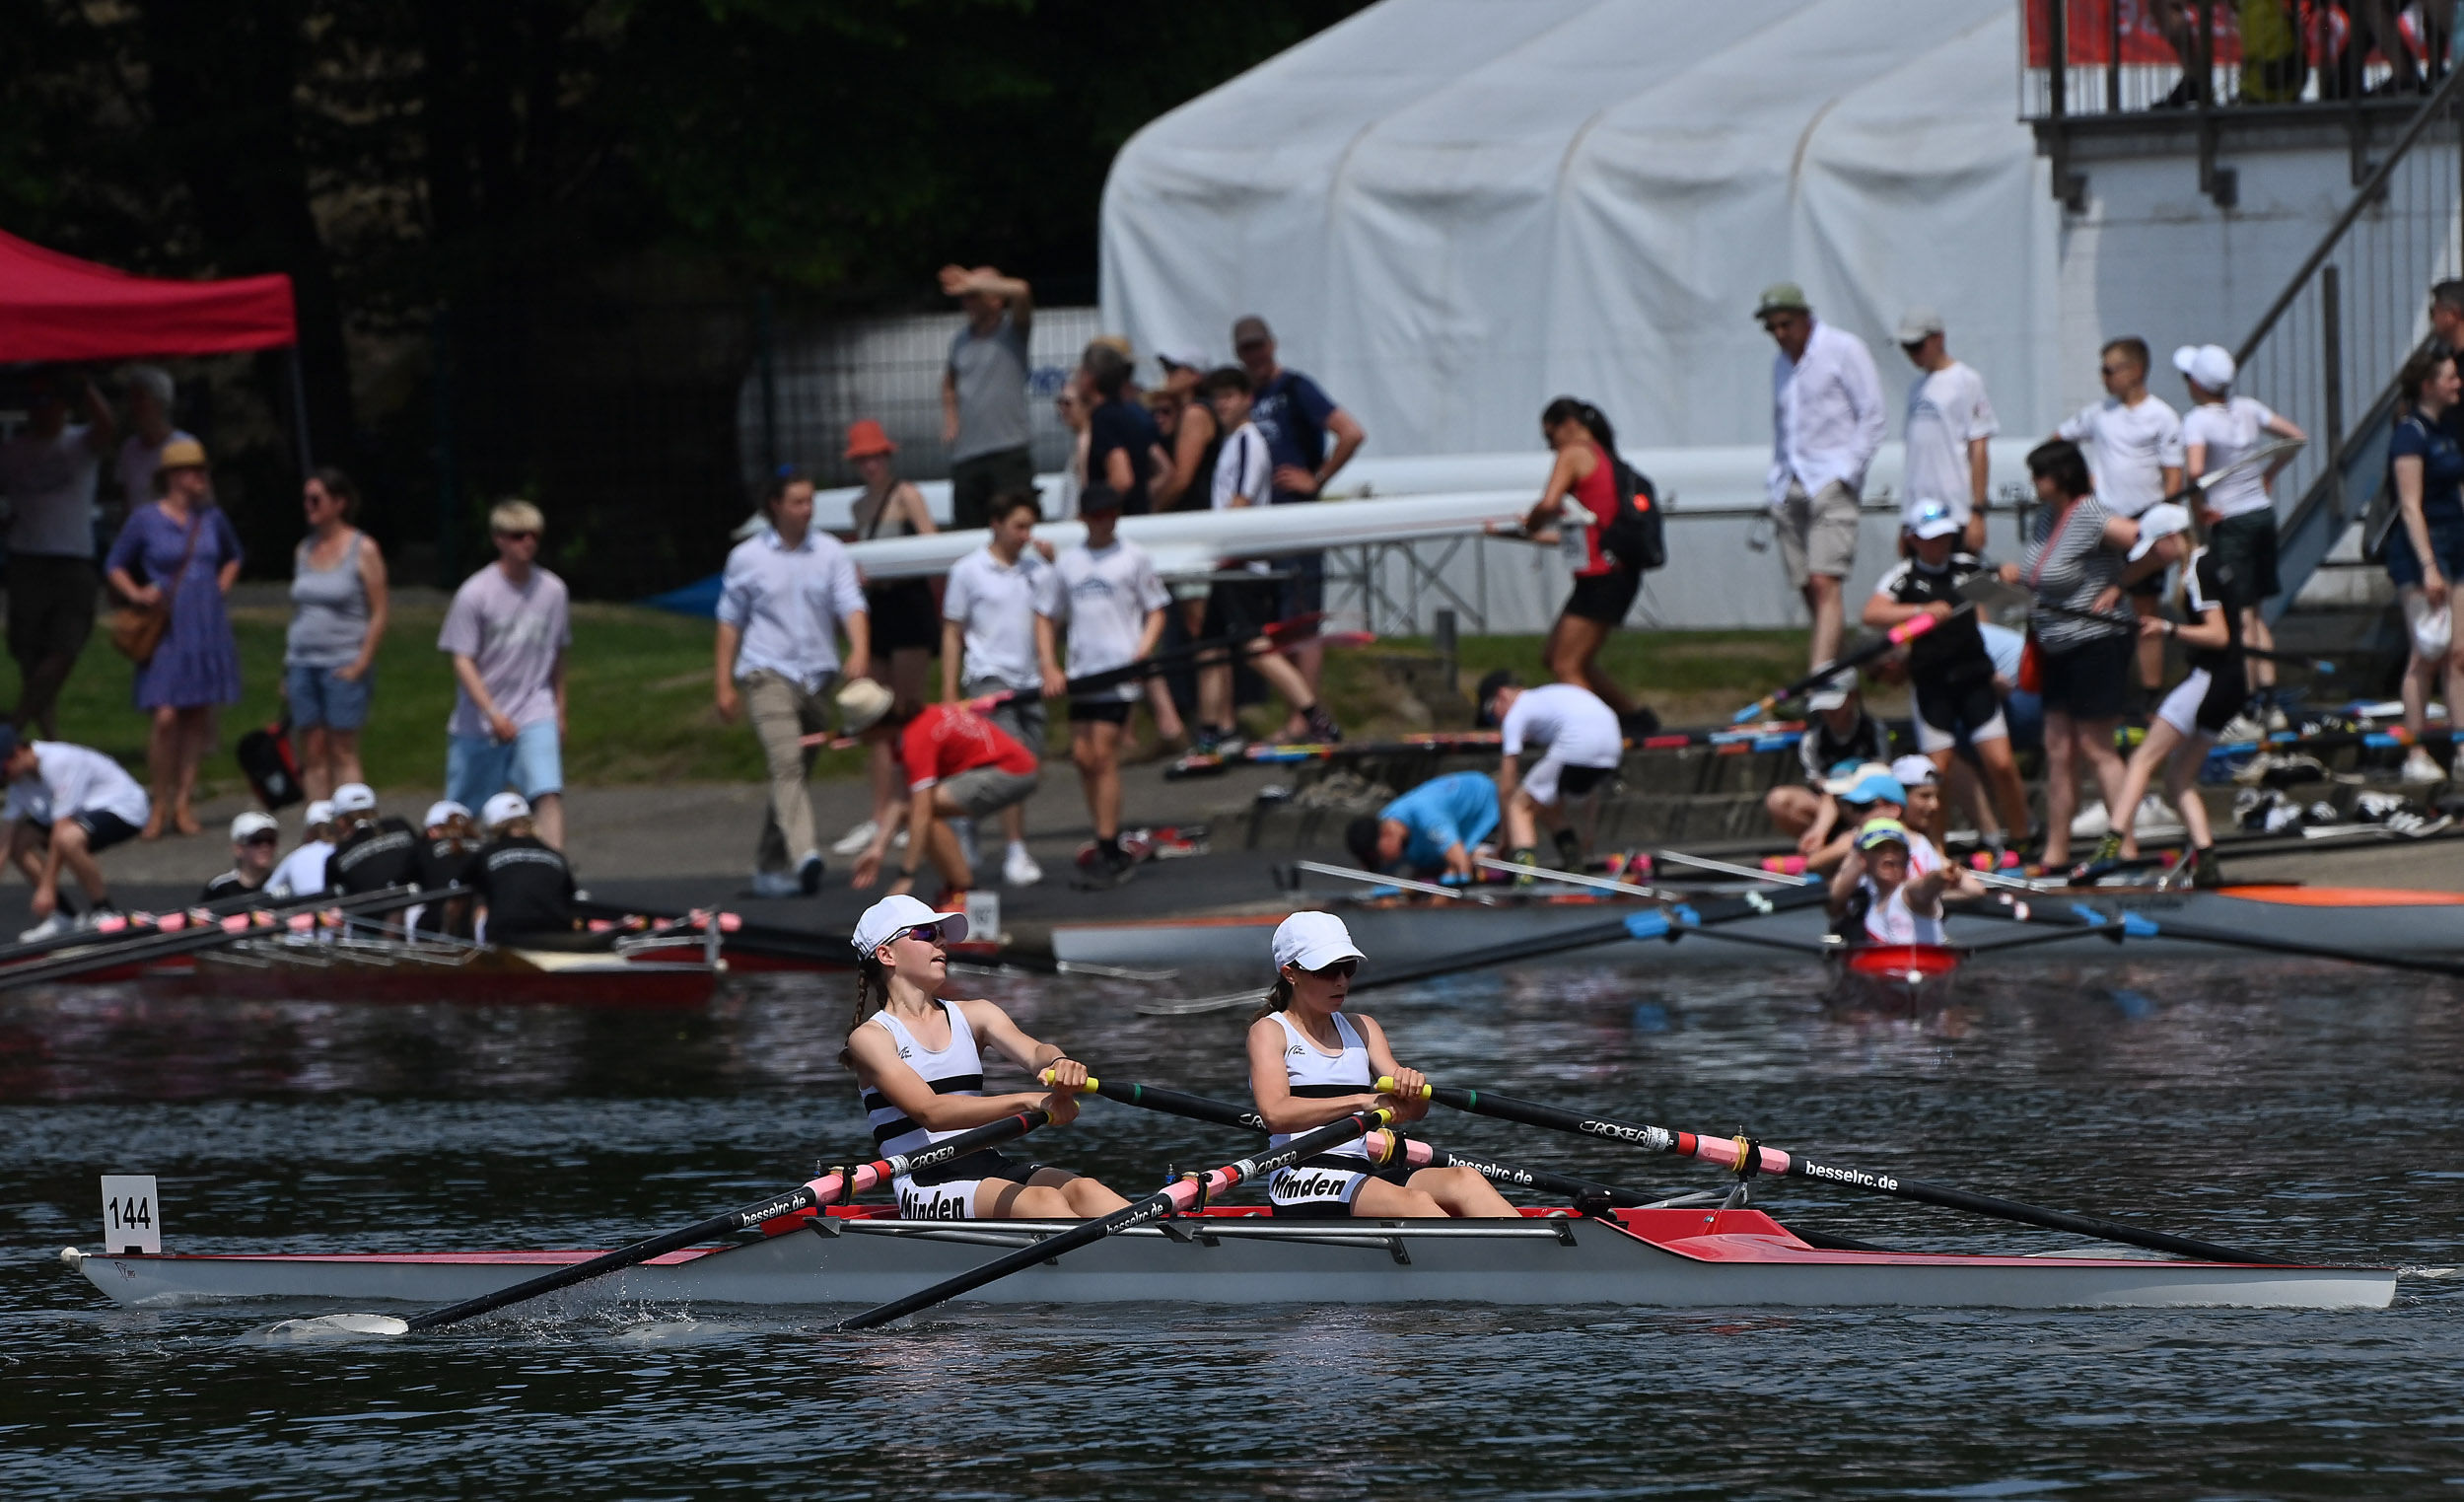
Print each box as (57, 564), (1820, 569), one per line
(1344, 768), (1502, 883)
(0, 727), (148, 936)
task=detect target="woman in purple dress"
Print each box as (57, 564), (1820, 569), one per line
(103, 438), (243, 839)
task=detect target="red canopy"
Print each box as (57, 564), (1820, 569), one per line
(0, 228), (295, 361)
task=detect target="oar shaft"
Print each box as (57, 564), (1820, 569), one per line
(1396, 1081), (2284, 1265)
(835, 1108), (1392, 1330)
(405, 1109), (1052, 1331)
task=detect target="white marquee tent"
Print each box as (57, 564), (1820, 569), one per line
(1100, 0), (2062, 460)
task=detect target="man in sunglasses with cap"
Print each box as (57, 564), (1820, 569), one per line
(202, 811), (282, 903)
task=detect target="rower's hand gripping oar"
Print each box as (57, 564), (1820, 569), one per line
(1377, 1077), (2287, 1266)
(1054, 1071), (1673, 1213)
(834, 1106), (1400, 1330)
(1731, 606), (1967, 724)
(276, 1108), (1061, 1337)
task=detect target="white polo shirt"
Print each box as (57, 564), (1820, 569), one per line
(716, 525), (868, 690)
(1036, 538), (1170, 701)
(943, 544), (1047, 692)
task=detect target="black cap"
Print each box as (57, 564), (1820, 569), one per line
(1344, 816), (1383, 870)
(1474, 669), (1518, 728)
(1079, 482), (1124, 515)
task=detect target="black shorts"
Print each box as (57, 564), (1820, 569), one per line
(1911, 673), (2006, 753)
(1202, 576), (1282, 643)
(1562, 566), (1640, 625)
(30, 810), (141, 853)
(5, 555), (97, 667)
(2036, 632), (2135, 721)
(1269, 1155), (1415, 1219)
(866, 579), (942, 654)
(2208, 512), (2280, 607)
(1070, 698), (1134, 726)
(1556, 762), (1614, 799)
(910, 1149), (1048, 1189)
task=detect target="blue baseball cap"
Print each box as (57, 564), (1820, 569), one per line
(1837, 771), (1908, 807)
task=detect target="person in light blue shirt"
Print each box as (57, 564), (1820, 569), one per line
(1344, 770), (1501, 881)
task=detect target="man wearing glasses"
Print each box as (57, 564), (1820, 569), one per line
(438, 500), (571, 849)
(201, 810), (281, 902)
(2056, 337), (2185, 697)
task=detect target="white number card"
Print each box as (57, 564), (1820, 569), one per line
(100, 1175), (161, 1254)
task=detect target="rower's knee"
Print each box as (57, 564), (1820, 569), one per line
(1062, 1178), (1127, 1215)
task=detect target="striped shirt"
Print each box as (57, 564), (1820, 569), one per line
(2022, 496), (2129, 650)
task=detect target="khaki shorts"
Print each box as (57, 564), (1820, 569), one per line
(1776, 479), (1862, 590)
(939, 764), (1038, 818)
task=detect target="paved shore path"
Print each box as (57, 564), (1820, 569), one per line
(11, 758), (2456, 942)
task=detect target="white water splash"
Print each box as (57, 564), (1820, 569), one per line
(253, 1313), (412, 1341)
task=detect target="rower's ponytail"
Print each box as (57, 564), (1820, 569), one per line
(838, 954), (890, 1070)
(1247, 974), (1296, 1025)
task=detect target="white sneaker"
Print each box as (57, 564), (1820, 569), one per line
(2069, 801), (2111, 839)
(18, 912), (67, 943)
(830, 820), (880, 856)
(2129, 793), (2184, 840)
(2218, 713), (2267, 745)
(2264, 705), (2290, 733)
(1003, 842), (1043, 888)
(2401, 748), (2447, 784)
(748, 869), (801, 898)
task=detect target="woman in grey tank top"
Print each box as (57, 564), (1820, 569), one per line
(285, 468), (390, 799)
(2001, 440), (2143, 869)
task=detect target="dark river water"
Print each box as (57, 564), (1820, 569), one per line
(5, 956), (2461, 1499)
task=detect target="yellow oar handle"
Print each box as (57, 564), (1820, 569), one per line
(1036, 1068), (1100, 1093)
(1373, 1075), (1434, 1100)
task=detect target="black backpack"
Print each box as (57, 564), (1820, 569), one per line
(1602, 454), (1666, 572)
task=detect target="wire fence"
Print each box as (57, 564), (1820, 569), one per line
(2019, 0), (2449, 117)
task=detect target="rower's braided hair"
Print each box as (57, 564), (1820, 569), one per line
(1248, 973), (1296, 1025)
(839, 953), (891, 1070)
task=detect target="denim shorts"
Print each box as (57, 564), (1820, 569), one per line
(447, 719), (563, 810)
(287, 663), (374, 731)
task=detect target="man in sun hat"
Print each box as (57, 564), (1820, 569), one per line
(941, 263), (1036, 530)
(201, 810), (281, 903)
(1759, 281), (1885, 672)
(468, 791), (577, 945)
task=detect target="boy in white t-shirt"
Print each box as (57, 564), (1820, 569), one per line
(941, 490), (1050, 888)
(2057, 335), (2187, 695)
(1190, 366), (1338, 752)
(1036, 484), (1170, 888)
(2174, 342), (2306, 713)
(1477, 671), (1622, 879)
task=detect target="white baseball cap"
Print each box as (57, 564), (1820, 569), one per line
(424, 800), (471, 829)
(231, 811), (279, 842)
(1272, 910), (1366, 971)
(303, 800), (335, 830)
(2128, 502), (2193, 562)
(1908, 499), (1964, 540)
(1157, 345), (1212, 373)
(2172, 342), (2235, 391)
(1890, 754), (1939, 788)
(331, 782), (378, 815)
(481, 792), (530, 829)
(851, 894), (969, 958)
(1894, 307), (1945, 344)
(1806, 685), (1853, 713)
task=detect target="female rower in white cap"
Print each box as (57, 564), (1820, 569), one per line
(1246, 911), (1516, 1220)
(844, 894), (1129, 1220)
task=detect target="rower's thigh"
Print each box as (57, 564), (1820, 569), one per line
(1350, 1178), (1443, 1219)
(974, 1179), (1076, 1219)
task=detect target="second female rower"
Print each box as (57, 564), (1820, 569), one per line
(843, 894), (1130, 1220)
(1246, 912), (1516, 1219)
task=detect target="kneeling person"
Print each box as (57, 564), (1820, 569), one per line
(0, 729), (148, 933)
(844, 894), (1129, 1220)
(1247, 913), (1516, 1219)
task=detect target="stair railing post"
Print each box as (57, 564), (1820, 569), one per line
(2321, 264), (2345, 522)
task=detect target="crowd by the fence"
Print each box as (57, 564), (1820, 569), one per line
(2060, 3), (2453, 110)
(3, 258), (2461, 928)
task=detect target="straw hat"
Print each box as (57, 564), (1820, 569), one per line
(837, 679), (895, 734)
(156, 437), (208, 471)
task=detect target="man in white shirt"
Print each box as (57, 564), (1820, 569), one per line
(1759, 284), (1885, 671)
(942, 490), (1049, 888)
(1, 728), (149, 935)
(0, 368), (116, 739)
(2175, 342), (2306, 712)
(1036, 484), (1170, 889)
(1895, 308), (1997, 553)
(1478, 671), (1623, 878)
(267, 800), (337, 899)
(715, 469), (871, 896)
(2056, 336), (2186, 694)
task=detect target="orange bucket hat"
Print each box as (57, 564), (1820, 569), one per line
(843, 419), (896, 460)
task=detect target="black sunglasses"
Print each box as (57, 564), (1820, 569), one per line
(1303, 958), (1359, 978)
(896, 922), (954, 947)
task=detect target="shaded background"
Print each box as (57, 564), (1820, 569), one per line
(0, 0), (1368, 597)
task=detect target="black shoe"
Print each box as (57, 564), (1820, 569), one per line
(1303, 704), (1344, 745)
(1075, 847), (1140, 891)
(1552, 828), (1583, 868)
(2189, 846), (2220, 888)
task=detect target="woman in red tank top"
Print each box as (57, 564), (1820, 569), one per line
(1506, 397), (1650, 727)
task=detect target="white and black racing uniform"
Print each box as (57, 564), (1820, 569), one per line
(1256, 1010), (1410, 1218)
(1857, 879), (1947, 946)
(1870, 551), (2006, 754)
(2151, 545), (2248, 740)
(860, 1000), (1048, 1220)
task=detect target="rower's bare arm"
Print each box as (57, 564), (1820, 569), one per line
(1355, 1015), (1430, 1123)
(1827, 850), (1863, 916)
(847, 1024), (1063, 1129)
(967, 998), (1079, 1084)
(1246, 1019), (1380, 1132)
(1862, 591), (1923, 631)
(1907, 868), (1949, 916)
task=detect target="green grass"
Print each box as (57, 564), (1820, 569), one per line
(23, 612), (1820, 792)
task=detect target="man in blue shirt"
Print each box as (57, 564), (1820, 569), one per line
(1234, 316), (1366, 697)
(1344, 769), (1500, 881)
